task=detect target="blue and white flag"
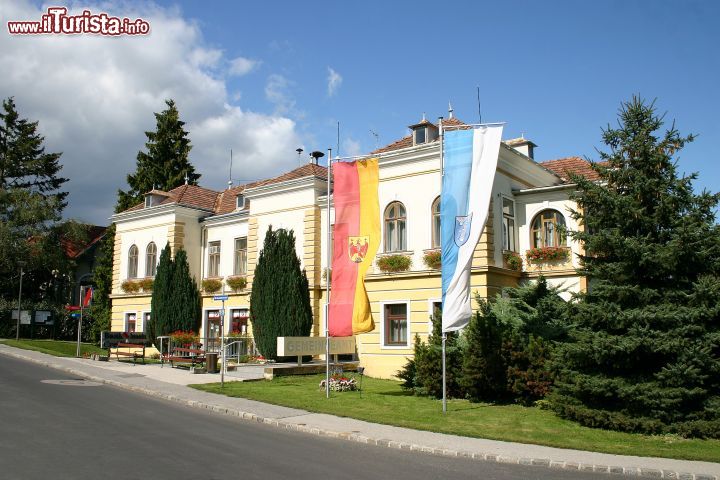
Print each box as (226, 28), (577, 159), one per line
(441, 125), (503, 332)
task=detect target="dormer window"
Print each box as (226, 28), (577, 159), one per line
(144, 190), (170, 208)
(415, 127), (426, 145)
(236, 194), (247, 210)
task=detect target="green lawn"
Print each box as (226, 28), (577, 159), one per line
(192, 374), (720, 463)
(0, 339), (106, 357)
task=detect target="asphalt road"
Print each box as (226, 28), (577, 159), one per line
(0, 355), (608, 480)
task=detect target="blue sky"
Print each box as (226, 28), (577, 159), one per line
(2, 1), (718, 223)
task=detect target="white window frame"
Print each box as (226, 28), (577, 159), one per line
(383, 201), (408, 253)
(502, 196), (516, 252)
(124, 311), (138, 333)
(379, 300), (411, 349)
(140, 311), (151, 333)
(207, 241), (221, 277)
(427, 298), (442, 335)
(203, 307), (225, 338)
(233, 237), (248, 276)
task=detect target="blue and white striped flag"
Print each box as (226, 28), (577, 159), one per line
(441, 125), (503, 332)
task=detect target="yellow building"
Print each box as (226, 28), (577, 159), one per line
(110, 113), (595, 378)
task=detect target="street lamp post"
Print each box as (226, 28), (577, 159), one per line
(15, 261), (25, 341)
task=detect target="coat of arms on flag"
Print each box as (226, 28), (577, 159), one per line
(348, 236), (370, 263)
(454, 213), (473, 247)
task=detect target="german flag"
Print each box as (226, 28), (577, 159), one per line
(329, 158), (380, 336)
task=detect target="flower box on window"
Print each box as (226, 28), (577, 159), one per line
(377, 254), (412, 273)
(121, 280), (140, 293)
(503, 251), (523, 271)
(202, 278), (223, 293)
(423, 250), (441, 270)
(138, 278), (154, 292)
(525, 246), (570, 264)
(226, 276), (247, 292)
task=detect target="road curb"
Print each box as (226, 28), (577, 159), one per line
(1, 346), (716, 480)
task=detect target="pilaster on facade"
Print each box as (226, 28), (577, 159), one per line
(302, 207), (322, 287)
(246, 217), (259, 290)
(168, 221), (185, 256)
(112, 232), (122, 292)
(472, 203), (496, 268)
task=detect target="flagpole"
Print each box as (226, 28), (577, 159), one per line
(326, 147), (332, 399)
(77, 286), (83, 358)
(439, 116), (447, 415)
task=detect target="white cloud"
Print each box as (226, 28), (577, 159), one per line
(342, 137), (362, 157)
(327, 67), (342, 97)
(228, 56), (259, 76)
(0, 1), (302, 224)
(265, 74), (295, 115)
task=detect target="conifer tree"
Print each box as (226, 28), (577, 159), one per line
(0, 97), (68, 298)
(250, 227), (312, 359)
(169, 248), (200, 333)
(116, 99), (199, 212)
(551, 97), (720, 437)
(148, 244), (173, 344)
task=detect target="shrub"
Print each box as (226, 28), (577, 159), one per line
(121, 280), (140, 293)
(138, 278), (154, 291)
(377, 254), (411, 273)
(503, 251), (523, 271)
(423, 250), (441, 269)
(202, 278), (222, 293)
(226, 276), (247, 291)
(505, 335), (554, 405)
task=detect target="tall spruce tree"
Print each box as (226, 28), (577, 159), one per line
(250, 226), (313, 359)
(116, 99), (199, 212)
(0, 97), (68, 298)
(148, 244), (173, 344)
(92, 100), (201, 339)
(551, 97), (720, 438)
(169, 248), (200, 333)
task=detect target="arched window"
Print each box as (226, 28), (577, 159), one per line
(384, 201), (407, 252)
(145, 242), (157, 277)
(431, 197), (441, 248)
(127, 244), (139, 279)
(530, 210), (567, 248)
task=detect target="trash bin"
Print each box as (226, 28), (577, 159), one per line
(206, 352), (219, 373)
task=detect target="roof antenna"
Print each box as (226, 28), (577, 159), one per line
(370, 130), (380, 149)
(228, 149), (233, 189)
(296, 147), (304, 160)
(477, 86), (482, 123)
(448, 101), (454, 119)
(183, 173), (188, 185)
(310, 150), (325, 165)
(337, 121), (340, 158)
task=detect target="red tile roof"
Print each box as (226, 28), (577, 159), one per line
(540, 157), (602, 182)
(118, 164), (328, 216)
(372, 117), (472, 154)
(62, 225), (107, 258)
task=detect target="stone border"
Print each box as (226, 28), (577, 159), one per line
(0, 347), (715, 480)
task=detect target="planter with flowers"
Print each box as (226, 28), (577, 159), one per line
(525, 246), (571, 271)
(377, 254), (412, 273)
(319, 373), (358, 392)
(121, 280), (141, 294)
(202, 278), (223, 294)
(139, 278), (154, 292)
(226, 276), (247, 292)
(170, 330), (199, 347)
(423, 250), (441, 270)
(503, 252), (523, 271)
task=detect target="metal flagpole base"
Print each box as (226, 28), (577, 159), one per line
(442, 333), (447, 414)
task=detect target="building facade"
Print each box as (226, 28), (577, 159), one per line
(110, 115), (594, 378)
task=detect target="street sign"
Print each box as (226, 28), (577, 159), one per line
(70, 313), (81, 318)
(213, 295), (229, 301)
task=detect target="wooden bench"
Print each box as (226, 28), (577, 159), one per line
(165, 347), (205, 368)
(112, 342), (146, 365)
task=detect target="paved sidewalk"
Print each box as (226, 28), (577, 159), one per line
(1, 343), (718, 480)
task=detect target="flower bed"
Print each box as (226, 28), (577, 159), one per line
(423, 250), (441, 269)
(377, 254), (411, 273)
(525, 246), (570, 263)
(319, 374), (358, 392)
(170, 330), (199, 346)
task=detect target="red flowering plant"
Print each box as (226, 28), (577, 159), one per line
(170, 330), (199, 346)
(525, 246), (570, 264)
